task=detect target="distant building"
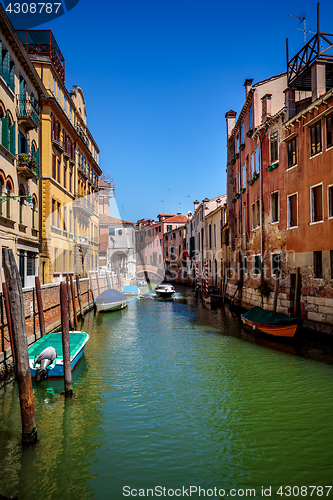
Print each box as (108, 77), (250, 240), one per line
(135, 213), (187, 281)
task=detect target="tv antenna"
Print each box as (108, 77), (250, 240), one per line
(288, 13), (315, 44)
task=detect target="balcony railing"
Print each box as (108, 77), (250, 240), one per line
(51, 133), (64, 151)
(73, 196), (96, 215)
(16, 94), (40, 130)
(17, 154), (39, 179)
(75, 124), (89, 148)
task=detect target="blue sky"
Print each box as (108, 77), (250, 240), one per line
(19, 0), (333, 222)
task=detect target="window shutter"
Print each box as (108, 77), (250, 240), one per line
(10, 121), (15, 155)
(2, 51), (10, 85)
(313, 186), (323, 222)
(2, 113), (8, 149)
(9, 60), (15, 93)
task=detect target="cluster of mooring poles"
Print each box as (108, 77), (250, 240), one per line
(1, 248), (87, 445)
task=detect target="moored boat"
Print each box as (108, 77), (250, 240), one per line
(121, 285), (141, 296)
(155, 283), (175, 298)
(95, 289), (128, 312)
(28, 331), (89, 380)
(241, 306), (298, 338)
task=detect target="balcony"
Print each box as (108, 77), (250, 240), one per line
(16, 30), (65, 82)
(74, 235), (89, 247)
(16, 154), (39, 180)
(78, 163), (88, 178)
(51, 134), (64, 152)
(75, 124), (89, 148)
(73, 196), (96, 216)
(16, 94), (40, 130)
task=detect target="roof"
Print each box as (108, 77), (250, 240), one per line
(165, 214), (188, 223)
(99, 178), (111, 189)
(99, 214), (134, 225)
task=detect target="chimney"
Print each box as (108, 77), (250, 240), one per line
(193, 200), (199, 212)
(202, 198), (210, 214)
(244, 78), (253, 98)
(261, 94), (272, 122)
(311, 61), (326, 102)
(225, 110), (237, 139)
(216, 198), (221, 207)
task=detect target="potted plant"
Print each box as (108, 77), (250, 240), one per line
(235, 153), (239, 159)
(239, 143), (245, 151)
(18, 153), (30, 167)
(230, 158), (236, 165)
(240, 187), (246, 194)
(246, 128), (253, 137)
(235, 193), (240, 199)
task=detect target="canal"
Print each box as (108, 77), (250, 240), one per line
(0, 286), (333, 499)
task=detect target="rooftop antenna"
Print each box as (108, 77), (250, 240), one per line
(288, 12), (316, 45)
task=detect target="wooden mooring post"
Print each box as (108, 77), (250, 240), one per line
(96, 272), (100, 296)
(35, 276), (45, 338)
(70, 275), (78, 330)
(2, 248), (37, 444)
(2, 282), (15, 364)
(60, 282), (73, 397)
(76, 275), (84, 319)
(66, 276), (73, 330)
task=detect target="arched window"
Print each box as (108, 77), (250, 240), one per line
(0, 174), (4, 217)
(19, 185), (26, 225)
(32, 195), (37, 229)
(6, 181), (11, 219)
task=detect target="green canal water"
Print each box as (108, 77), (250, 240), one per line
(0, 286), (333, 499)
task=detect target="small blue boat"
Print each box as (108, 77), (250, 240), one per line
(121, 285), (141, 296)
(28, 331), (89, 379)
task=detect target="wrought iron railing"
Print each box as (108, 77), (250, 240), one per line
(16, 94), (40, 127)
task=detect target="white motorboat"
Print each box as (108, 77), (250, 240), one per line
(155, 283), (175, 298)
(95, 289), (128, 312)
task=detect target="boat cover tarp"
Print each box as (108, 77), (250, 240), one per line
(242, 306), (298, 325)
(28, 332), (88, 359)
(95, 289), (127, 304)
(122, 285), (139, 293)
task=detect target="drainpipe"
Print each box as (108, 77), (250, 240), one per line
(259, 125), (268, 282)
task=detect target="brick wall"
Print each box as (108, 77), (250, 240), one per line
(0, 274), (122, 378)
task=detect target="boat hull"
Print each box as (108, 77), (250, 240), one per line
(96, 300), (128, 312)
(29, 331), (89, 379)
(241, 316), (298, 338)
(156, 291), (174, 298)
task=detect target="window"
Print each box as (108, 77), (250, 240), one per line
(271, 192), (279, 223)
(329, 186), (333, 218)
(52, 154), (56, 179)
(251, 153), (255, 177)
(214, 224), (216, 247)
(118, 230), (122, 235)
(243, 203), (246, 234)
(272, 254), (282, 276)
(53, 75), (56, 96)
(27, 252), (35, 276)
(327, 115), (333, 148)
(6, 182), (10, 219)
(311, 185), (323, 222)
(209, 224), (212, 249)
(167, 225), (172, 232)
(331, 250), (333, 280)
(63, 162), (67, 189)
(270, 132), (278, 163)
(249, 104), (253, 130)
(256, 199), (260, 228)
(287, 137), (297, 167)
(255, 147), (260, 173)
(242, 164), (246, 188)
(313, 251), (322, 278)
(252, 203), (255, 229)
(63, 206), (67, 230)
(288, 194), (298, 228)
(310, 121), (322, 156)
(64, 95), (67, 114)
(253, 255), (261, 275)
(69, 170), (72, 193)
(236, 132), (240, 152)
(241, 122), (244, 144)
(52, 199), (55, 226)
(0, 42), (15, 92)
(57, 202), (60, 228)
(57, 159), (60, 183)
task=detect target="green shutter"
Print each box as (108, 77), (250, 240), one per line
(9, 121), (15, 156)
(2, 51), (9, 85)
(2, 113), (8, 150)
(9, 60), (15, 93)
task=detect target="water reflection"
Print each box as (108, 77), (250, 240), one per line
(0, 286), (333, 499)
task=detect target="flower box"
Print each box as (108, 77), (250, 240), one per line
(235, 193), (240, 199)
(246, 128), (253, 137)
(240, 188), (246, 194)
(239, 143), (245, 151)
(230, 158), (236, 165)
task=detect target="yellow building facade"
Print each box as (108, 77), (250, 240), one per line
(0, 7), (46, 288)
(16, 30), (101, 283)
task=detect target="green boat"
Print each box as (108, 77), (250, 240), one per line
(28, 331), (89, 380)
